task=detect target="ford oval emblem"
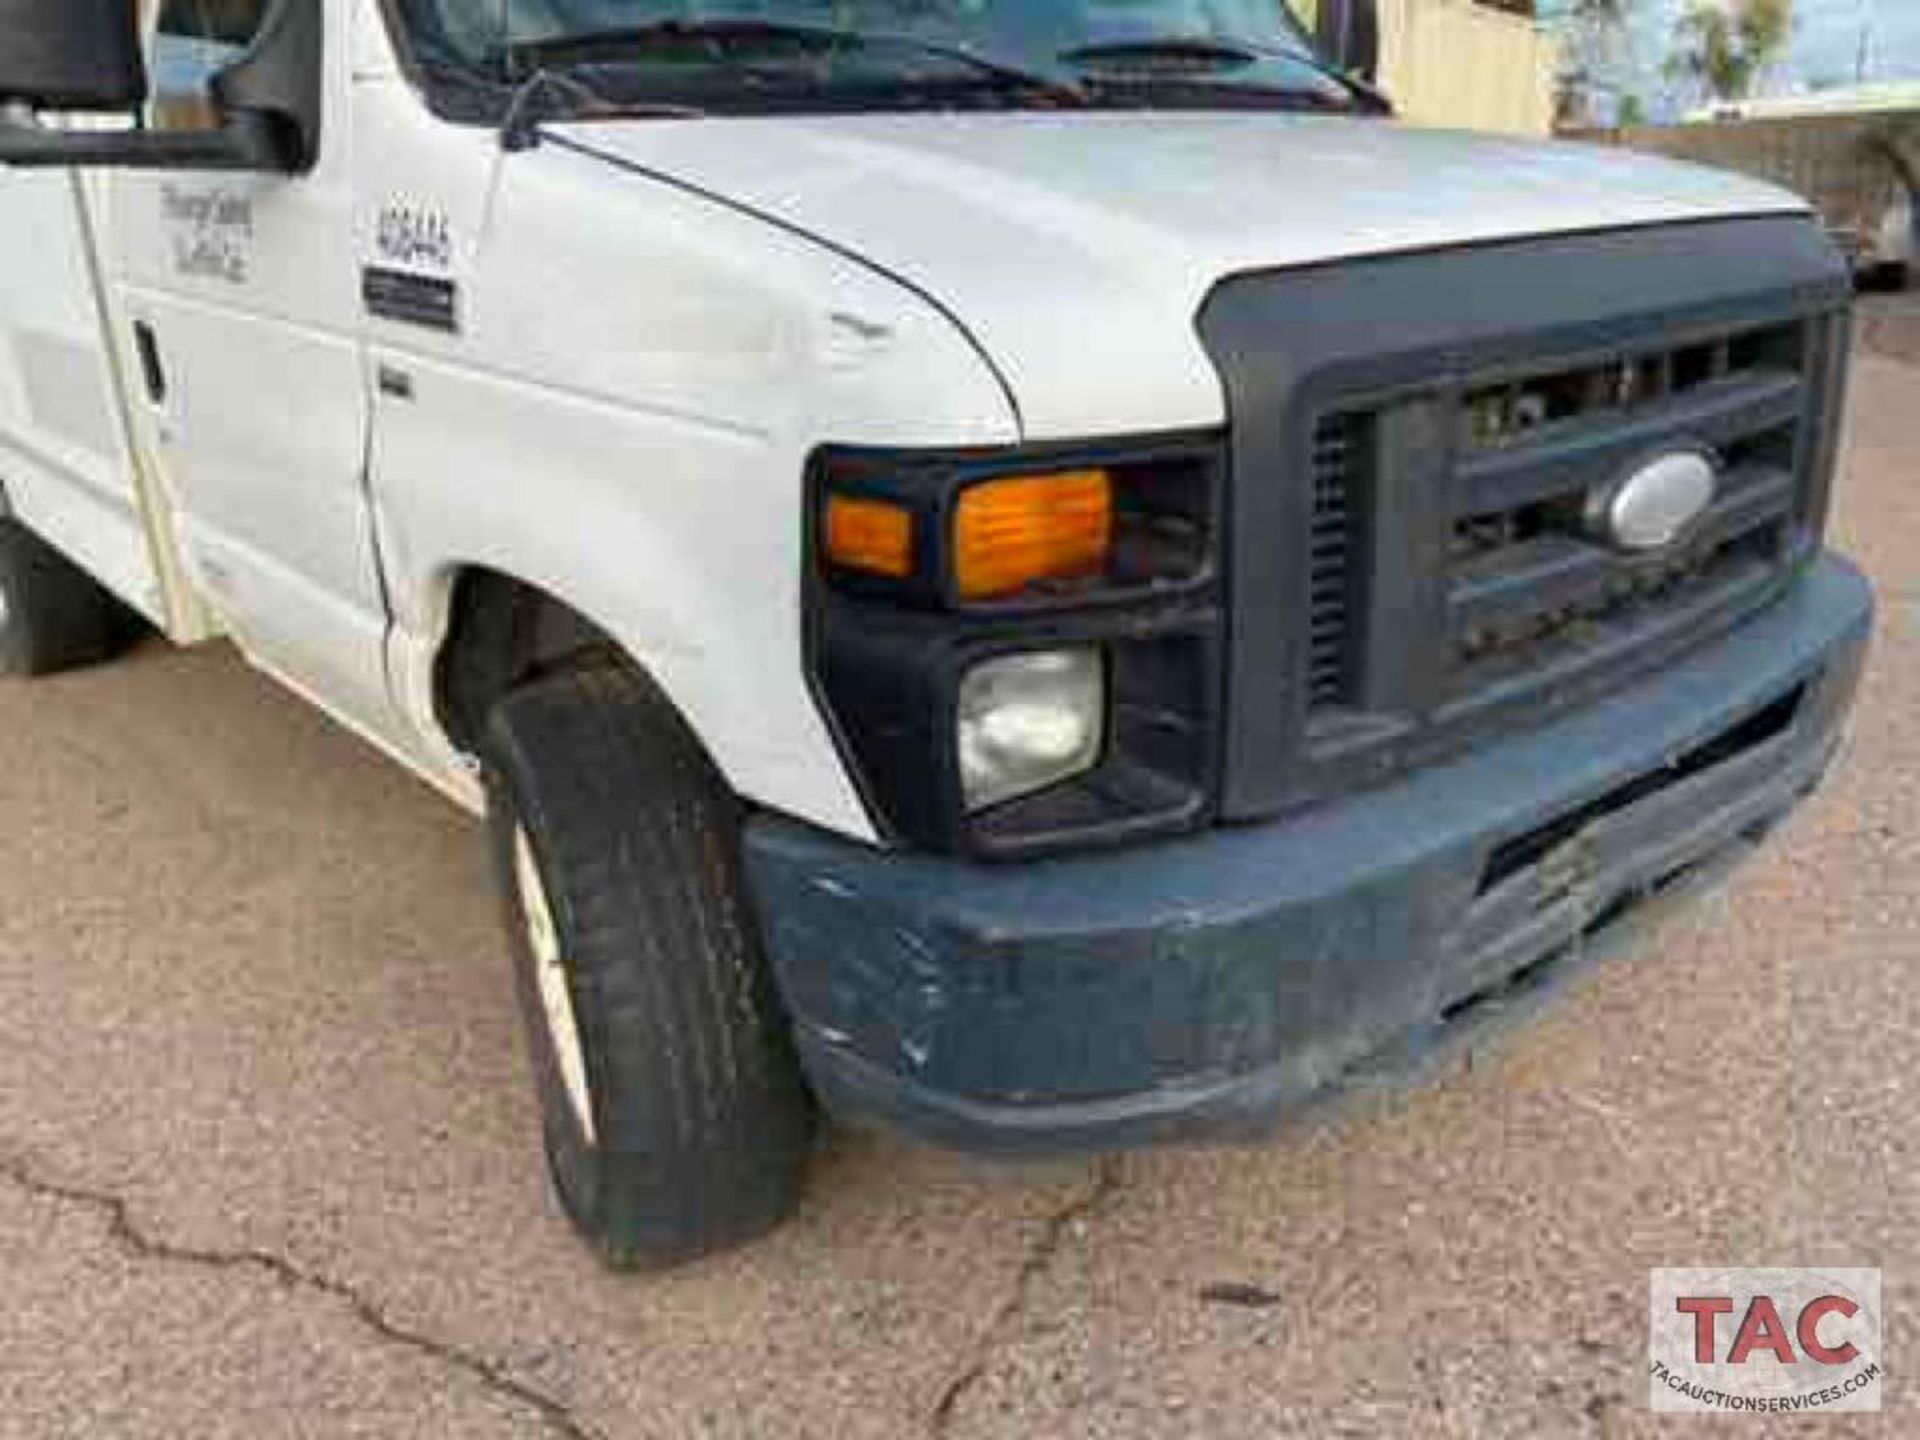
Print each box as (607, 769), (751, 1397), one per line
(1590, 450), (1718, 553)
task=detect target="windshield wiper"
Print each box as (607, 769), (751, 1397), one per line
(501, 21), (1087, 107)
(1060, 34), (1389, 114)
(1058, 37), (1264, 70)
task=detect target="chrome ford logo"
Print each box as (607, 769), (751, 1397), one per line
(1589, 450), (1718, 552)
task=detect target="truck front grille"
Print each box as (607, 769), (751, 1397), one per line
(1198, 215), (1852, 820)
(1431, 321), (1811, 701)
(1298, 311), (1838, 747)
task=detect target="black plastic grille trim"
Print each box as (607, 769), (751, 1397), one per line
(1307, 414), (1364, 711)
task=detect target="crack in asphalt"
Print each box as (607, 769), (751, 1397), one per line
(928, 1156), (1123, 1436)
(0, 1152), (600, 1440)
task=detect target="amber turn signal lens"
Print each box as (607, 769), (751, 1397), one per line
(953, 469), (1112, 601)
(825, 494), (915, 579)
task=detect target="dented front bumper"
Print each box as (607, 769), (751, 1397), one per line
(744, 554), (1874, 1154)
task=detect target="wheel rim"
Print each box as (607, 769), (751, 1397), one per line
(513, 825), (597, 1146)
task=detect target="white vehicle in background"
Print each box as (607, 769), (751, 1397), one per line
(0, 0), (1873, 1265)
(1690, 81), (1920, 123)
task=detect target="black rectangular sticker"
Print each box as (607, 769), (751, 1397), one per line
(363, 266), (459, 334)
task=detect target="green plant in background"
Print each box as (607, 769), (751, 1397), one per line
(1553, 0), (1640, 129)
(1667, 0), (1792, 102)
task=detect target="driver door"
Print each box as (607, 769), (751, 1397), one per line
(104, 0), (394, 736)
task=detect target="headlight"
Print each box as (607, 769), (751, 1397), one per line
(958, 649), (1105, 811)
(808, 434), (1220, 855)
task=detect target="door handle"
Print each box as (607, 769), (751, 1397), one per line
(376, 363), (415, 401)
(133, 321), (167, 406)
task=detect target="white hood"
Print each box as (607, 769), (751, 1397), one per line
(553, 112), (1811, 438)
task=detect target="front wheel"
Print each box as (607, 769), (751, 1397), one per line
(481, 666), (815, 1268)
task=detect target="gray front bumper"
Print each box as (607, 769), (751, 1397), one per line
(745, 553), (1874, 1153)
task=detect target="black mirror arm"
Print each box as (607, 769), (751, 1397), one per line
(0, 111), (289, 170)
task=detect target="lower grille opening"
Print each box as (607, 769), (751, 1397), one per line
(1437, 883), (1647, 1027)
(1442, 830), (1747, 1029)
(1475, 683), (1807, 897)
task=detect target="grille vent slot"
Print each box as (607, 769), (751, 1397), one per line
(1307, 413), (1365, 711)
(1459, 320), (1805, 451)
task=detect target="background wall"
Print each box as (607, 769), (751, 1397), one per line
(1293, 0), (1560, 134)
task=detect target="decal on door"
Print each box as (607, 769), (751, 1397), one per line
(362, 268), (459, 334)
(161, 184), (254, 285)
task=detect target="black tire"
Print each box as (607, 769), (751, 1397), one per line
(0, 517), (138, 677)
(481, 665), (815, 1268)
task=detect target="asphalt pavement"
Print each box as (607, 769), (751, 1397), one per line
(1, 325), (1915, 1439)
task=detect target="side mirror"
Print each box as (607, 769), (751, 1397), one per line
(1316, 0), (1382, 84)
(0, 0), (145, 111)
(0, 0), (323, 174)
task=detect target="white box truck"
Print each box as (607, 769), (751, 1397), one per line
(0, 0), (1874, 1265)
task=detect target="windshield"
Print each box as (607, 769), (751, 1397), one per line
(393, 0), (1372, 118)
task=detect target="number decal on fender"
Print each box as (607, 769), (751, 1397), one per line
(374, 201), (454, 273)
